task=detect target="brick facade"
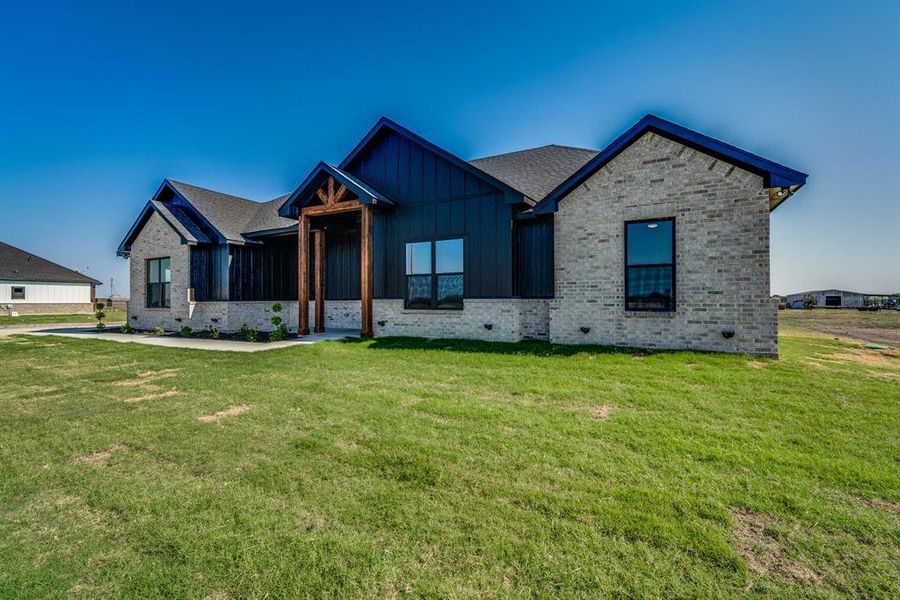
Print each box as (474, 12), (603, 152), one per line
(550, 131), (777, 357)
(2, 302), (94, 316)
(373, 299), (550, 342)
(128, 211), (191, 330)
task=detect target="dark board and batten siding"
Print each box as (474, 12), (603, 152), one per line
(306, 230), (361, 301)
(228, 238), (297, 302)
(190, 246), (229, 301)
(514, 217), (554, 298)
(344, 129), (519, 299)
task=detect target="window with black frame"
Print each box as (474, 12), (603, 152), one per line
(11, 286), (25, 300)
(146, 257), (172, 308)
(405, 238), (463, 309)
(625, 219), (675, 311)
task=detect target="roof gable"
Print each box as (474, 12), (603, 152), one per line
(277, 162), (394, 218)
(339, 117), (528, 203)
(0, 241), (101, 285)
(533, 114), (808, 214)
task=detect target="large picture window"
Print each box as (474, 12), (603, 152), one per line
(625, 219), (675, 311)
(146, 257), (171, 308)
(405, 238), (463, 310)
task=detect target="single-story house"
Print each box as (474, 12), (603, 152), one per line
(117, 114), (807, 356)
(785, 289), (899, 309)
(0, 241), (102, 315)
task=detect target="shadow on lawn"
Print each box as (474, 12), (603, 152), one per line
(337, 335), (668, 358)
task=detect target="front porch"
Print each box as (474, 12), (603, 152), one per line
(284, 163), (394, 338)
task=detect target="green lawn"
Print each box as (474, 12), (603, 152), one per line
(0, 324), (897, 597)
(0, 309), (126, 326)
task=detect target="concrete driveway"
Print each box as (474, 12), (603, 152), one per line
(1, 325), (358, 352)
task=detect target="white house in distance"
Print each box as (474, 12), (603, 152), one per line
(0, 241), (101, 316)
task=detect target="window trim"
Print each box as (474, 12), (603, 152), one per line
(624, 217), (676, 312)
(404, 237), (464, 311)
(10, 286), (25, 300)
(145, 256), (172, 309)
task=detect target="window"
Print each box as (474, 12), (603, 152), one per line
(146, 257), (171, 308)
(11, 286), (25, 300)
(405, 238), (464, 309)
(625, 219), (675, 311)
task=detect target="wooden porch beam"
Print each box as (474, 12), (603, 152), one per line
(360, 204), (374, 338)
(298, 213), (310, 336)
(314, 229), (325, 333)
(301, 199), (364, 217)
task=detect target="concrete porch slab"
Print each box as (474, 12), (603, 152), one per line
(5, 326), (359, 352)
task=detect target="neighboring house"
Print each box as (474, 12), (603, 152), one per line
(785, 289), (899, 309)
(117, 114), (807, 356)
(0, 241), (101, 315)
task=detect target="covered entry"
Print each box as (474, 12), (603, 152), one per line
(277, 162), (393, 337)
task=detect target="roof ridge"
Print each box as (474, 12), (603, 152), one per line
(470, 144), (598, 163)
(168, 179), (259, 204)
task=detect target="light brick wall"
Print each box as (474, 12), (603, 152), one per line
(551, 131), (777, 357)
(373, 299), (550, 342)
(127, 211), (191, 330)
(2, 303), (94, 316)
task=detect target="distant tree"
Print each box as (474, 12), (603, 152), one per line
(802, 294), (817, 310)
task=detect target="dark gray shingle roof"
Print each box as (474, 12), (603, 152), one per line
(0, 241), (101, 285)
(168, 181), (295, 241)
(469, 144), (599, 201)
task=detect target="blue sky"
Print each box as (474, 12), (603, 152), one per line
(1, 1), (897, 296)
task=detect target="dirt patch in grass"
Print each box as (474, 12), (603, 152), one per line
(746, 361), (767, 369)
(70, 444), (124, 466)
(731, 509), (822, 586)
(198, 404), (251, 423)
(824, 348), (900, 369)
(592, 405), (612, 421)
(137, 368), (180, 379)
(124, 389), (179, 403)
(842, 493), (900, 515)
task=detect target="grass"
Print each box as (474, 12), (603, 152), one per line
(779, 308), (900, 331)
(0, 315), (897, 598)
(0, 309), (126, 326)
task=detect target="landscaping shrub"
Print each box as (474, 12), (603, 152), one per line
(93, 303), (106, 329)
(179, 326), (192, 337)
(239, 323), (258, 342)
(208, 325), (220, 339)
(118, 324), (133, 334)
(269, 303), (289, 342)
(152, 326), (165, 336)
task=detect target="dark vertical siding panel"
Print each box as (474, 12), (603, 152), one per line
(514, 218), (554, 298)
(345, 134), (517, 299)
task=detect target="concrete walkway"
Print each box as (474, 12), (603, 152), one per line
(2, 325), (359, 352)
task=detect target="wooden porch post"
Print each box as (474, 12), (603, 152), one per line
(314, 229), (325, 333)
(360, 205), (374, 337)
(298, 213), (310, 336)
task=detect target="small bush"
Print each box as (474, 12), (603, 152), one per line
(270, 302), (289, 342)
(153, 326), (165, 336)
(118, 324), (133, 334)
(802, 294), (817, 309)
(208, 325), (220, 339)
(179, 326), (192, 337)
(94, 303), (106, 329)
(239, 323), (258, 343)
